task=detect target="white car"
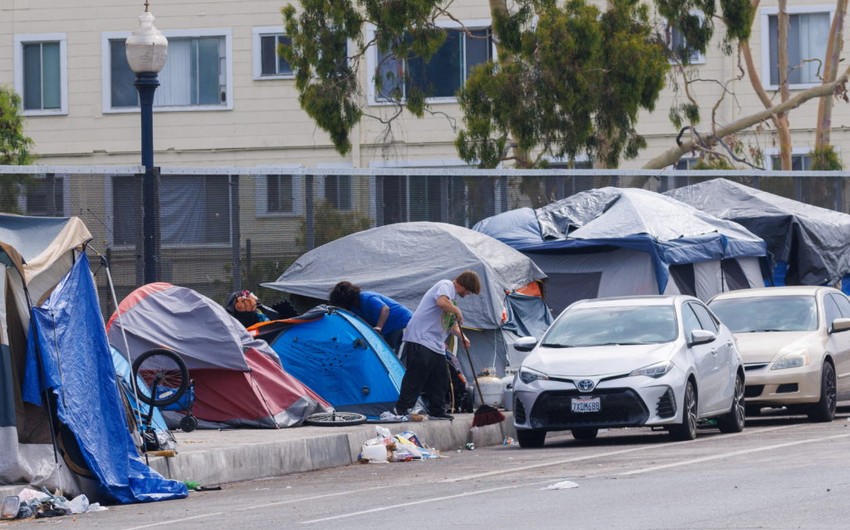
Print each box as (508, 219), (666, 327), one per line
(708, 286), (850, 422)
(512, 295), (745, 448)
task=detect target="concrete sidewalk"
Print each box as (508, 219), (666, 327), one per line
(1, 412), (515, 499)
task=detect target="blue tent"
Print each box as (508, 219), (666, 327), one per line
(474, 187), (769, 314)
(262, 306), (405, 418)
(22, 254), (186, 503)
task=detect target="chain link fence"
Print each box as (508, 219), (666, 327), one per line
(2, 166), (848, 316)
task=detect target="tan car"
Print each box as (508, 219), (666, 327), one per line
(709, 286), (850, 422)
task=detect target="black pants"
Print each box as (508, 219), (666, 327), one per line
(395, 342), (449, 415)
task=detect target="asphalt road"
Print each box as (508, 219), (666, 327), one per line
(5, 407), (850, 530)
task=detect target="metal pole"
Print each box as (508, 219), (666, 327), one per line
(135, 71), (160, 284)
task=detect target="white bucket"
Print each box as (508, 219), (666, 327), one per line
(475, 374), (505, 408)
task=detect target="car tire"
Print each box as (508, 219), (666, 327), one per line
(571, 428), (598, 441)
(718, 372), (746, 433)
(516, 429), (546, 448)
(670, 380), (698, 441)
(808, 361), (837, 423)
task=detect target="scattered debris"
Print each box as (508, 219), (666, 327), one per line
(543, 480), (580, 490)
(358, 426), (439, 463)
(1, 488), (106, 521)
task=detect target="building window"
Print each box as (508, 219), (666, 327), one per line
(766, 10), (830, 86)
(769, 153), (813, 171)
(253, 28), (293, 79)
(675, 157), (700, 169)
(374, 26), (492, 102)
(14, 34), (67, 115)
(323, 175), (353, 210)
(106, 30), (231, 110)
(16, 175), (66, 216)
(111, 175), (231, 246)
(255, 175), (301, 216)
(664, 19), (705, 64)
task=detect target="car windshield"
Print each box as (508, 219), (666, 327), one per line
(541, 305), (677, 347)
(709, 295), (818, 333)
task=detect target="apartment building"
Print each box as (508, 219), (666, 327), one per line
(1, 0), (846, 297)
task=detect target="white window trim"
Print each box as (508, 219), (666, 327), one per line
(252, 27), (294, 80)
(101, 28), (234, 114)
(255, 170), (303, 217)
(314, 163), (355, 211)
(759, 5), (834, 90)
(13, 33), (68, 116)
(365, 19), (493, 106)
(763, 147), (813, 170)
(665, 12), (706, 65)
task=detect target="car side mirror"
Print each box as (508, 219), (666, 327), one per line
(513, 336), (538, 352)
(830, 317), (850, 334)
(689, 329), (716, 346)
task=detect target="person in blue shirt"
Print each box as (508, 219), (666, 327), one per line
(329, 281), (412, 354)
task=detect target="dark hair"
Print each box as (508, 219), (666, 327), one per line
(328, 281), (361, 309)
(455, 270), (481, 295)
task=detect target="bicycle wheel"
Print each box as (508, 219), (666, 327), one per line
(132, 348), (190, 408)
(304, 411), (367, 427)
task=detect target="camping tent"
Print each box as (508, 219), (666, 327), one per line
(665, 178), (850, 292)
(106, 283), (331, 429)
(1, 214), (186, 502)
(473, 187), (770, 314)
(256, 306), (406, 418)
(261, 222), (552, 377)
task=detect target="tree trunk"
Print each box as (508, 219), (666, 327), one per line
(815, 0), (848, 149)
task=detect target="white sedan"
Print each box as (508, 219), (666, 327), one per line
(512, 295), (745, 448)
(708, 286), (850, 422)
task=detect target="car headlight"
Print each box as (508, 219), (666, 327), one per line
(772, 349), (810, 370)
(519, 366), (549, 384)
(629, 360), (674, 379)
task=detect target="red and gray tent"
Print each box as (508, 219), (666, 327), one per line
(106, 283), (330, 428)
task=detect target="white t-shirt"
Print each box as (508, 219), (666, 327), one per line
(402, 279), (457, 354)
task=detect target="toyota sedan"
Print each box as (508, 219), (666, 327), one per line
(512, 295), (745, 448)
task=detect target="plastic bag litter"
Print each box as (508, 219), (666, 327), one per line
(68, 494), (89, 514)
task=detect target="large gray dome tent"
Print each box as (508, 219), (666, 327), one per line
(262, 222), (552, 378)
(665, 178), (850, 292)
(473, 187), (770, 314)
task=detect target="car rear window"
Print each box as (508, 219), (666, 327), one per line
(709, 295), (817, 333)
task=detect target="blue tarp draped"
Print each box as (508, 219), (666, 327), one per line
(22, 254), (187, 504)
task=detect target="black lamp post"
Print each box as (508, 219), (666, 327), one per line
(125, 2), (167, 284)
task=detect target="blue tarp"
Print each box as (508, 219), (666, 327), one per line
(268, 307), (405, 418)
(22, 254), (187, 504)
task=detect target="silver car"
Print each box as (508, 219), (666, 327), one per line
(512, 295), (745, 448)
(708, 286), (850, 422)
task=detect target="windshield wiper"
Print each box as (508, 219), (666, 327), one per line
(540, 343), (573, 348)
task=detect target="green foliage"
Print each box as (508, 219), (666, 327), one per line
(811, 145), (843, 171)
(0, 86), (34, 213)
(297, 200), (373, 250)
(457, 0), (669, 168)
(0, 86), (34, 166)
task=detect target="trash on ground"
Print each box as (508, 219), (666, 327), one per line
(1, 488), (106, 521)
(502, 436), (518, 446)
(358, 426), (440, 463)
(543, 480), (580, 490)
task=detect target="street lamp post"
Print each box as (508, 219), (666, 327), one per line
(125, 2), (167, 284)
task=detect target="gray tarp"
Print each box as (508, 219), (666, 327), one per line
(262, 222), (547, 331)
(665, 178), (850, 286)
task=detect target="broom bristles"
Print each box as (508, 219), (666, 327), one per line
(472, 404), (505, 427)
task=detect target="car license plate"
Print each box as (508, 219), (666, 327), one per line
(571, 397), (600, 413)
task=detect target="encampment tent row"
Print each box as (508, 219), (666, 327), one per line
(473, 187), (770, 314)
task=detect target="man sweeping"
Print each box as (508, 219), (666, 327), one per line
(393, 270), (481, 421)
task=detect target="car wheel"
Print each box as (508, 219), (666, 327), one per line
(670, 380), (698, 441)
(571, 428), (598, 441)
(516, 429), (546, 448)
(718, 372), (745, 433)
(808, 361), (837, 423)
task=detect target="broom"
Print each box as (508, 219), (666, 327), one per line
(460, 330), (505, 427)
